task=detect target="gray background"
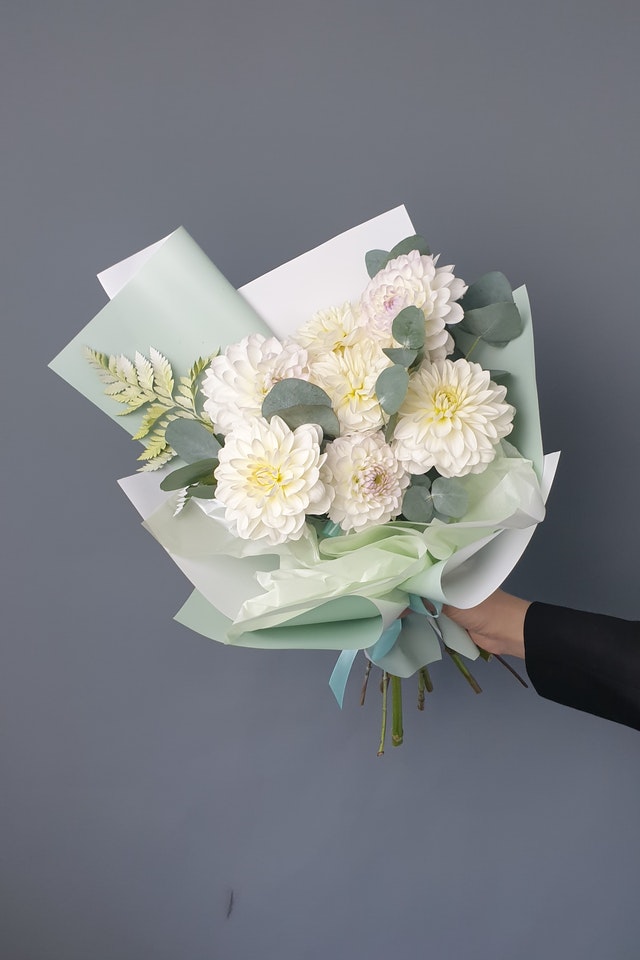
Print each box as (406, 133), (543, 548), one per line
(2, 1), (639, 958)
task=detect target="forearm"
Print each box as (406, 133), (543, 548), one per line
(524, 602), (640, 731)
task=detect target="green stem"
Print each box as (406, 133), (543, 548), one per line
(360, 660), (373, 706)
(420, 666), (434, 693)
(391, 676), (404, 747)
(417, 670), (426, 711)
(445, 646), (483, 694)
(378, 672), (390, 756)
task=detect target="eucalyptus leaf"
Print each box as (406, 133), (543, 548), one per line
(384, 412), (399, 442)
(392, 307), (425, 350)
(488, 369), (510, 382)
(459, 301), (523, 344)
(402, 485), (435, 523)
(460, 271), (513, 311)
(262, 378), (333, 419)
(388, 234), (431, 259)
(365, 248), (390, 279)
(165, 419), (221, 463)
(159, 457), (218, 492)
(270, 403), (340, 439)
(409, 473), (432, 490)
(375, 365), (409, 415)
(382, 347), (418, 367)
(431, 477), (469, 519)
(187, 482), (219, 499)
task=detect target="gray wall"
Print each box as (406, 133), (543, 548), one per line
(2, 2), (639, 958)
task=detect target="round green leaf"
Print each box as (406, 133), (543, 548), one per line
(402, 485), (435, 523)
(382, 347), (418, 367)
(365, 248), (390, 279)
(160, 457), (218, 492)
(165, 419), (221, 463)
(262, 378), (332, 419)
(270, 404), (340, 439)
(431, 477), (469, 519)
(389, 234), (431, 260)
(460, 271), (513, 311)
(375, 365), (409, 415)
(409, 473), (432, 490)
(459, 301), (523, 345)
(391, 307), (425, 350)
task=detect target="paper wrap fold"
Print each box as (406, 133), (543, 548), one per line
(50, 206), (558, 681)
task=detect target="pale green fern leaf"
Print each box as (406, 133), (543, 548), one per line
(150, 347), (174, 401)
(140, 447), (175, 472)
(135, 351), (154, 391)
(132, 403), (169, 440)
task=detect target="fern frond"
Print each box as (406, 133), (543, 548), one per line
(139, 447), (175, 472)
(150, 347), (174, 401)
(135, 351), (154, 391)
(132, 403), (169, 440)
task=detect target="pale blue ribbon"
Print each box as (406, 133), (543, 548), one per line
(329, 594), (443, 707)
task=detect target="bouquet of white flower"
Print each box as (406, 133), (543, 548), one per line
(51, 207), (558, 752)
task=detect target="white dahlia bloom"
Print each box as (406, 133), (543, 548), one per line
(214, 416), (332, 545)
(322, 432), (410, 532)
(310, 340), (391, 433)
(294, 302), (367, 359)
(359, 250), (467, 360)
(393, 359), (515, 477)
(201, 334), (309, 435)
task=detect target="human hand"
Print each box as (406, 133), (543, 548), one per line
(441, 590), (531, 659)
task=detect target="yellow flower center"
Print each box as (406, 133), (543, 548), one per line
(433, 387), (462, 420)
(249, 462), (283, 492)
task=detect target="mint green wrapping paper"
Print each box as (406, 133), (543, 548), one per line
(50, 228), (271, 433)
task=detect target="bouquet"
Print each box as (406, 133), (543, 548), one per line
(51, 207), (558, 752)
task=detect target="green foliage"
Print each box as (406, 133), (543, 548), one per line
(262, 378), (333, 418)
(160, 458), (218, 492)
(382, 347), (418, 367)
(375, 365), (409, 415)
(365, 249), (389, 279)
(460, 271), (513, 312)
(262, 378), (339, 440)
(431, 477), (469, 519)
(388, 235), (431, 260)
(401, 483), (435, 523)
(459, 301), (523, 345)
(457, 271), (523, 346)
(84, 346), (217, 471)
(364, 235), (431, 279)
(270, 404), (340, 439)
(165, 419), (221, 463)
(391, 307), (425, 351)
(401, 474), (469, 523)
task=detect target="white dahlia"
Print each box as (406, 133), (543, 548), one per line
(393, 359), (515, 477)
(310, 340), (391, 433)
(294, 302), (367, 359)
(201, 334), (309, 435)
(214, 416), (332, 545)
(359, 250), (467, 360)
(322, 432), (410, 532)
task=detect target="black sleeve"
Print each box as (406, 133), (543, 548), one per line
(523, 602), (640, 731)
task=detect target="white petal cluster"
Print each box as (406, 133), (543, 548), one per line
(322, 432), (410, 532)
(310, 340), (391, 433)
(201, 334), (310, 435)
(393, 359), (515, 477)
(295, 302), (367, 359)
(359, 250), (467, 360)
(214, 416), (332, 545)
